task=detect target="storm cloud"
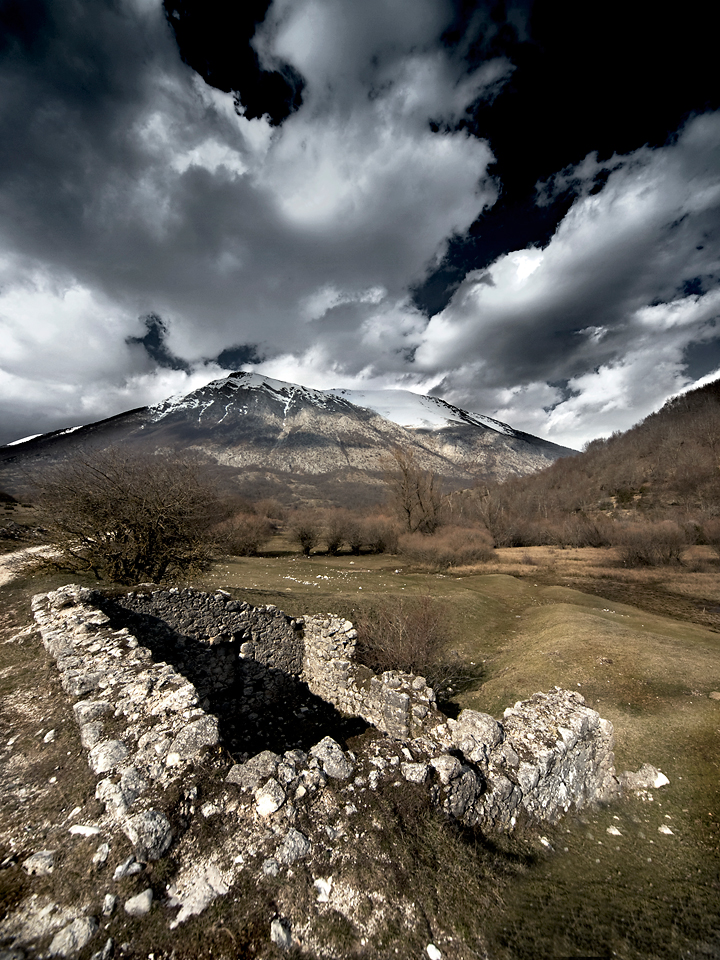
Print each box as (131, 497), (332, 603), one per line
(0, 0), (718, 446)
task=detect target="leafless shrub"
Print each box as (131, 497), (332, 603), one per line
(324, 514), (346, 555)
(365, 521), (400, 554)
(611, 521), (687, 566)
(345, 518), (364, 556)
(214, 513), (273, 556)
(702, 518), (720, 559)
(290, 513), (322, 556)
(355, 595), (482, 698)
(399, 525), (493, 570)
(32, 449), (222, 583)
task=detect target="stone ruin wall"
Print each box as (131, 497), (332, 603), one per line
(115, 587), (437, 741)
(32, 584), (621, 839)
(13, 584), (669, 954)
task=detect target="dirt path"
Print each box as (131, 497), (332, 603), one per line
(0, 546), (57, 587)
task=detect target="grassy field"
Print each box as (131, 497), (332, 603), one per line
(1, 540), (719, 958)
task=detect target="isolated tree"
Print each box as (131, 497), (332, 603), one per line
(324, 512), (347, 556)
(384, 447), (443, 534)
(33, 449), (222, 583)
(290, 513), (321, 556)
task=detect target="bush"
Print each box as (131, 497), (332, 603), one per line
(365, 521), (400, 554)
(290, 513), (321, 556)
(324, 512), (347, 555)
(701, 518), (720, 558)
(355, 595), (482, 698)
(398, 525), (493, 570)
(215, 513), (273, 556)
(32, 449), (222, 583)
(611, 521), (687, 566)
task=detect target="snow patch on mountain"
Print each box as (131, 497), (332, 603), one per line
(148, 372), (520, 437)
(328, 388), (518, 436)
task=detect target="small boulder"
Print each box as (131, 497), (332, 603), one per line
(226, 750), (280, 792)
(255, 779), (286, 817)
(123, 809), (172, 860)
(166, 715), (219, 766)
(49, 918), (98, 957)
(88, 740), (128, 775)
(270, 918), (292, 951)
(22, 850), (55, 876)
(401, 762), (429, 784)
(124, 888), (153, 917)
(277, 828), (311, 865)
(310, 737), (353, 779)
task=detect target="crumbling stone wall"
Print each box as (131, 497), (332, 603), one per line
(111, 589), (438, 741)
(32, 585), (621, 840)
(302, 614), (437, 738)
(118, 588), (304, 675)
(12, 585), (665, 955)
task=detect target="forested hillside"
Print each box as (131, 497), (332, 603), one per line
(452, 379), (720, 550)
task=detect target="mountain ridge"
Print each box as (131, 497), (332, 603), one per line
(0, 373), (575, 505)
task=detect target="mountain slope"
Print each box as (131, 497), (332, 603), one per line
(0, 373), (574, 505)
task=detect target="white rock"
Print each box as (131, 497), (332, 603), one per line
(314, 877), (332, 902)
(270, 918), (292, 950)
(658, 824), (674, 835)
(255, 778), (286, 817)
(124, 888), (153, 916)
(69, 825), (101, 836)
(92, 843), (110, 866)
(401, 762), (429, 784)
(123, 809), (173, 860)
(88, 740), (128, 775)
(22, 850), (55, 876)
(49, 917), (98, 957)
(427, 945), (442, 960)
(606, 825), (622, 836)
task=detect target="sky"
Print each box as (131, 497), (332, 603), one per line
(0, 0), (718, 449)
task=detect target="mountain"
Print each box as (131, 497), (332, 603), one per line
(0, 373), (574, 506)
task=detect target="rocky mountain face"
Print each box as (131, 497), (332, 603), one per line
(0, 373), (574, 505)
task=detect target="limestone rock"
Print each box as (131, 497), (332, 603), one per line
(619, 764), (669, 793)
(270, 918), (293, 951)
(401, 762), (429, 784)
(277, 828), (311, 864)
(48, 917), (98, 957)
(255, 778), (286, 817)
(310, 737), (354, 779)
(166, 715), (219, 766)
(88, 740), (128, 775)
(73, 699), (113, 725)
(22, 850), (55, 876)
(90, 938), (114, 960)
(124, 888), (153, 916)
(123, 809), (172, 860)
(226, 750), (281, 792)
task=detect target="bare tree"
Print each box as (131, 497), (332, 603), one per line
(32, 449), (222, 583)
(384, 447), (443, 534)
(290, 513), (321, 556)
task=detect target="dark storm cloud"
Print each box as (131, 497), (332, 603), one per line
(0, 0), (718, 448)
(126, 314), (191, 372)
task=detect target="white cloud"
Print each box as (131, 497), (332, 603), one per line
(415, 112), (720, 445)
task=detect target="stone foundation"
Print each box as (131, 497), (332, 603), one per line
(32, 584), (622, 844)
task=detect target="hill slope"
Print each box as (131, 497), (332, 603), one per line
(460, 378), (720, 543)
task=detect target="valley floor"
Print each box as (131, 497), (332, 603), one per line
(1, 547), (719, 958)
